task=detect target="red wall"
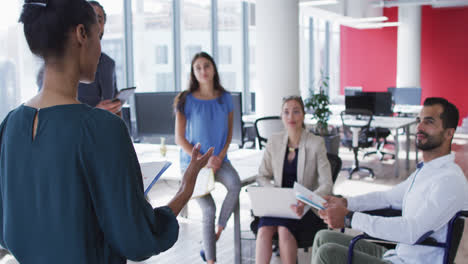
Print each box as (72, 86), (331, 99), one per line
(340, 8), (398, 93)
(341, 6), (468, 124)
(421, 6), (468, 124)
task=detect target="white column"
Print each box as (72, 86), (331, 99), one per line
(256, 0), (300, 116)
(396, 6), (421, 88)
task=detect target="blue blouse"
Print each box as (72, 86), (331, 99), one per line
(180, 92), (233, 169)
(0, 104), (179, 264)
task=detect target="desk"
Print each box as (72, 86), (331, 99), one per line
(244, 114), (417, 177)
(134, 143), (262, 264)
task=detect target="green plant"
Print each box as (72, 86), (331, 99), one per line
(304, 74), (332, 136)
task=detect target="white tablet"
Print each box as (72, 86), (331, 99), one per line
(113, 87), (136, 104)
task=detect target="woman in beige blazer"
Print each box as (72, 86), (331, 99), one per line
(255, 96), (333, 264)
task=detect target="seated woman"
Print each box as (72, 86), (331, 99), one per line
(255, 96), (333, 264)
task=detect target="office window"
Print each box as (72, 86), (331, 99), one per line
(102, 38), (125, 88)
(249, 46), (255, 65)
(185, 45), (202, 64)
(248, 3), (257, 97)
(155, 45), (169, 64)
(0, 2), (40, 121)
(96, 0), (125, 89)
(181, 0), (211, 90)
(218, 45), (232, 65)
(156, 73), (174, 91)
(132, 0), (174, 92)
(220, 72), (236, 91)
(218, 0), (242, 92)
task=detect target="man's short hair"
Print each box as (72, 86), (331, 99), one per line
(423, 97), (459, 129)
(88, 1), (106, 23)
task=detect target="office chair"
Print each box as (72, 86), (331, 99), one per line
(363, 127), (395, 161)
(347, 210), (468, 264)
(340, 109), (375, 179)
(254, 116), (284, 149)
(250, 154), (343, 257)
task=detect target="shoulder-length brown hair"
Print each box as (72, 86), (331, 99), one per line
(173, 52), (226, 113)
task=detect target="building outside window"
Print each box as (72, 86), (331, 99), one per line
(181, 0), (211, 90)
(132, 0), (174, 92)
(155, 45), (169, 65)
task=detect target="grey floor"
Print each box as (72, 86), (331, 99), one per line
(2, 133), (468, 264)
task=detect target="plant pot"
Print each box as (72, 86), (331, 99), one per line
(323, 133), (340, 155)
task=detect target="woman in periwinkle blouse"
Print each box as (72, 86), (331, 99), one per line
(0, 1), (212, 263)
(255, 96), (333, 264)
(174, 52), (242, 263)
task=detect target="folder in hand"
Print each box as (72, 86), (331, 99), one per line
(191, 168), (215, 199)
(293, 182), (326, 210)
(143, 161), (172, 195)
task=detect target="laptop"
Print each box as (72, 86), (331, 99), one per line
(246, 186), (309, 219)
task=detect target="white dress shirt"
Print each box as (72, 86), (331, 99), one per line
(347, 153), (468, 264)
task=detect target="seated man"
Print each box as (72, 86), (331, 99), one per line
(312, 97), (468, 264)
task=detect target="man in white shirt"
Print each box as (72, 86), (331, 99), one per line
(311, 97), (468, 264)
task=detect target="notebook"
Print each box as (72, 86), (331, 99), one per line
(142, 161), (172, 195)
(246, 187), (310, 219)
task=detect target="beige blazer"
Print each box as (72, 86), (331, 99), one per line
(257, 129), (333, 197)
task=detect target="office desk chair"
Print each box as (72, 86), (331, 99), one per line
(363, 127), (395, 161)
(340, 109), (375, 179)
(347, 210), (468, 264)
(250, 154), (342, 257)
(254, 116), (284, 149)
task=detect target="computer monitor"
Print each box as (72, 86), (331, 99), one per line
(359, 92), (393, 116)
(387, 87), (422, 105)
(345, 94), (375, 113)
(134, 92), (178, 143)
(346, 92), (393, 116)
(134, 91), (244, 147)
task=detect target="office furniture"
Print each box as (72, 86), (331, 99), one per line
(134, 92), (178, 144)
(363, 127), (396, 161)
(340, 109), (375, 179)
(345, 94), (375, 114)
(243, 114), (417, 178)
(346, 92), (395, 161)
(254, 116), (284, 149)
(347, 210), (468, 264)
(134, 143), (263, 264)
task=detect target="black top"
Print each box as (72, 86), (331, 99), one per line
(78, 52), (118, 107)
(281, 147), (298, 188)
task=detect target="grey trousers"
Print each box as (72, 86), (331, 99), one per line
(195, 161), (241, 261)
(311, 230), (391, 264)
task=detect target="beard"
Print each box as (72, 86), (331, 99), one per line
(416, 131), (444, 151)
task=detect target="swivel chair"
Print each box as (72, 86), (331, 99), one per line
(254, 116), (284, 149)
(363, 127), (395, 161)
(340, 109), (375, 179)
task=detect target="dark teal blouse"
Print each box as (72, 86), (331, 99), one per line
(0, 104), (179, 263)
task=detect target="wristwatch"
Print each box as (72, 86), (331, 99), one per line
(344, 211), (354, 228)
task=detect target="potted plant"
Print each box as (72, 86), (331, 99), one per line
(304, 73), (340, 155)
